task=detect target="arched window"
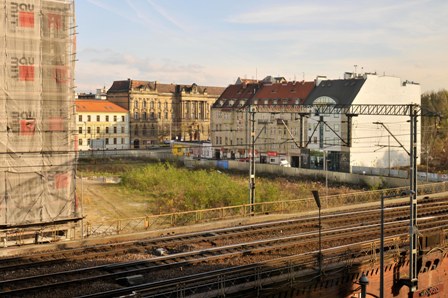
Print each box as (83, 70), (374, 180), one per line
(313, 96), (337, 105)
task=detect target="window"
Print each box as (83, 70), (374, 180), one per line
(165, 112), (168, 119)
(78, 115), (82, 122)
(113, 138), (117, 145)
(143, 100), (147, 108)
(106, 115), (109, 121)
(78, 139), (82, 145)
(121, 116), (125, 122)
(158, 102), (161, 110)
(122, 138), (125, 144)
(134, 101), (138, 109)
(150, 101), (154, 109)
(114, 115), (117, 122)
(121, 126), (125, 133)
(87, 127), (91, 134)
(158, 112), (161, 119)
(313, 136), (317, 144)
(96, 115), (100, 121)
(150, 112), (154, 119)
(105, 138), (109, 145)
(87, 138), (90, 145)
(113, 127), (117, 133)
(96, 127), (100, 134)
(143, 112), (147, 120)
(78, 127), (82, 134)
(134, 112), (139, 120)
(87, 115), (91, 122)
(216, 136), (219, 144)
(106, 127), (109, 134)
(164, 102), (168, 109)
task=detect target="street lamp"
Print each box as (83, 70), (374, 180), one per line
(311, 190), (322, 274)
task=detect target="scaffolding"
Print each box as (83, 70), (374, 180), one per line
(0, 0), (78, 240)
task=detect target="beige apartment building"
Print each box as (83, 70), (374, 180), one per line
(107, 80), (225, 148)
(75, 100), (130, 150)
(211, 77), (315, 166)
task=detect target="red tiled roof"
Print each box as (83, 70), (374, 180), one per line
(254, 81), (315, 102)
(75, 100), (128, 113)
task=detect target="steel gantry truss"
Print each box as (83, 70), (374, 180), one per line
(246, 103), (439, 294)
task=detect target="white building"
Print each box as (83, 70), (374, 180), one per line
(304, 72), (421, 172)
(75, 100), (130, 150)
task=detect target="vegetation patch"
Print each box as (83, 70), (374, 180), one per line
(78, 161), (357, 216)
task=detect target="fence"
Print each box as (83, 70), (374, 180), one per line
(81, 181), (448, 238)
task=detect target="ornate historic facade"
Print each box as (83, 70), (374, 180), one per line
(107, 79), (224, 148)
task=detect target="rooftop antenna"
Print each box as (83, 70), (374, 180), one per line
(354, 65), (358, 76)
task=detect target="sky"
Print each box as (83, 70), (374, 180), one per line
(75, 0), (448, 93)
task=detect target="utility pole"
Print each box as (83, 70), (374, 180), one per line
(408, 105), (419, 293)
(249, 106), (256, 214)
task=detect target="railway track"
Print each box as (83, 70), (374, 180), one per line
(1, 195), (448, 297)
(0, 194), (444, 272)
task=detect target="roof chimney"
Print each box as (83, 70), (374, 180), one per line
(315, 75), (327, 86)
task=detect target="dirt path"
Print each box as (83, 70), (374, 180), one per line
(76, 178), (149, 223)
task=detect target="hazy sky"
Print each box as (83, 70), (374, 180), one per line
(75, 0), (448, 93)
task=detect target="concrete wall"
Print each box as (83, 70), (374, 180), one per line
(184, 158), (410, 188)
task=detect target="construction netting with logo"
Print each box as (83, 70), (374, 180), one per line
(0, 0), (78, 228)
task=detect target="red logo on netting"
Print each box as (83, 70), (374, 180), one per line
(19, 65), (34, 81)
(47, 13), (62, 30)
(55, 173), (69, 189)
(54, 67), (68, 84)
(48, 117), (64, 131)
(19, 11), (34, 28)
(20, 119), (36, 136)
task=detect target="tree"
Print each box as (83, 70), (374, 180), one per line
(421, 89), (448, 172)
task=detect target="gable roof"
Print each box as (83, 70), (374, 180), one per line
(212, 82), (261, 109)
(304, 78), (366, 105)
(254, 81), (315, 102)
(75, 100), (128, 113)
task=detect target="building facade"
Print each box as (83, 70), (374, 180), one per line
(75, 100), (130, 150)
(106, 80), (224, 148)
(211, 77), (315, 165)
(212, 73), (421, 173)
